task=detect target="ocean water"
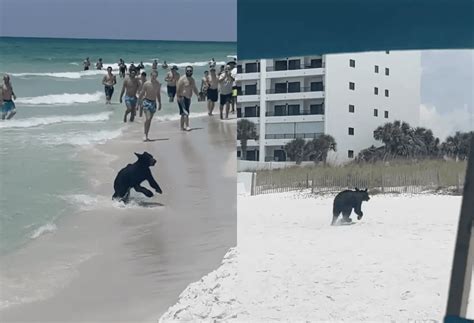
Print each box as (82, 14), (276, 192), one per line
(0, 37), (236, 255)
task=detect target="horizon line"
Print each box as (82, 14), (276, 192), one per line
(0, 35), (236, 44)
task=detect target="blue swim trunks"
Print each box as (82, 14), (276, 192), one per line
(142, 99), (157, 114)
(2, 100), (16, 114)
(124, 95), (138, 107)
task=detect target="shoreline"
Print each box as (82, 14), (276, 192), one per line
(0, 114), (237, 322)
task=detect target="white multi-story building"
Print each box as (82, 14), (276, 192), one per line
(236, 51), (421, 164)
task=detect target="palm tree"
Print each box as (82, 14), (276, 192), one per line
(284, 138), (306, 164)
(304, 134), (336, 164)
(442, 131), (473, 160)
(237, 119), (258, 160)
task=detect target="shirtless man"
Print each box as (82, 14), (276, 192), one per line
(96, 58), (103, 70)
(83, 57), (91, 71)
(218, 65), (234, 120)
(176, 66), (199, 131)
(138, 70), (162, 141)
(165, 65), (180, 103)
(1, 74), (17, 120)
(206, 68), (219, 115)
(102, 66), (117, 104)
(199, 71), (209, 102)
(138, 71), (147, 117)
(119, 59), (127, 78)
(152, 59), (158, 70)
(119, 69), (140, 122)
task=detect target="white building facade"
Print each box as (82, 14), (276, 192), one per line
(236, 51), (421, 164)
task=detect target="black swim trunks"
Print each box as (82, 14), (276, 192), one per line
(220, 93), (232, 106)
(104, 85), (114, 99)
(167, 85), (177, 98)
(207, 88), (218, 102)
(178, 97), (191, 116)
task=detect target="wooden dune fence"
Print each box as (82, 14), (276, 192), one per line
(253, 170), (465, 195)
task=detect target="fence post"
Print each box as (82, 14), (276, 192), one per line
(381, 174), (385, 193)
(251, 172), (256, 196)
(306, 173), (309, 188)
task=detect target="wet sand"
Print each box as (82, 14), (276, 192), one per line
(0, 115), (237, 322)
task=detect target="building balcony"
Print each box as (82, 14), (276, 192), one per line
(265, 111), (324, 117)
(265, 132), (323, 140)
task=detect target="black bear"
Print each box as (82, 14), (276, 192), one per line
(331, 188), (370, 225)
(112, 151), (163, 203)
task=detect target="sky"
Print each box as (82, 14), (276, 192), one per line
(0, 0), (236, 42)
(420, 49), (473, 140)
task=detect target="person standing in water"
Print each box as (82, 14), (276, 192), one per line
(206, 67), (218, 116)
(165, 65), (180, 103)
(119, 59), (127, 78)
(102, 66), (117, 104)
(138, 70), (162, 141)
(152, 59), (158, 70)
(96, 58), (103, 70)
(1, 74), (17, 120)
(176, 66), (199, 131)
(199, 70), (209, 102)
(119, 69), (140, 122)
(162, 61), (168, 69)
(83, 57), (91, 71)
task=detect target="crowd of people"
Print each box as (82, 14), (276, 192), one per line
(98, 57), (238, 141)
(0, 57), (239, 141)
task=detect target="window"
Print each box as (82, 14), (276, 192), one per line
(245, 62), (258, 73)
(288, 59), (301, 70)
(349, 104), (355, 113)
(348, 127), (354, 135)
(310, 82), (324, 91)
(349, 82), (355, 90)
(237, 65), (243, 74)
(374, 87), (379, 95)
(274, 105), (286, 116)
(348, 150), (354, 158)
(287, 82), (300, 93)
(237, 150), (241, 158)
(237, 108), (242, 118)
(288, 104), (300, 115)
(310, 104), (324, 115)
(375, 65), (379, 73)
(349, 59), (355, 67)
(374, 108), (378, 117)
(384, 110), (389, 118)
(310, 59), (323, 68)
(244, 106), (258, 117)
(385, 67), (390, 76)
(244, 84), (257, 95)
(385, 89), (389, 97)
(274, 60), (288, 71)
(274, 83), (287, 94)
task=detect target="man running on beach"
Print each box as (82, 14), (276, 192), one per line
(199, 71), (209, 102)
(206, 67), (218, 115)
(165, 65), (180, 103)
(1, 74), (17, 120)
(119, 69), (140, 122)
(119, 59), (127, 78)
(102, 66), (116, 104)
(138, 71), (147, 117)
(176, 66), (199, 131)
(218, 65), (234, 120)
(138, 70), (162, 141)
(83, 57), (91, 71)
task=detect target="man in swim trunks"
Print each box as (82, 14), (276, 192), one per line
(1, 74), (17, 120)
(230, 62), (238, 114)
(176, 66), (199, 131)
(119, 69), (140, 122)
(138, 71), (147, 117)
(165, 65), (180, 103)
(119, 59), (127, 78)
(162, 61), (168, 69)
(218, 65), (234, 120)
(138, 70), (162, 141)
(83, 57), (91, 71)
(206, 68), (219, 116)
(137, 61), (145, 73)
(199, 71), (209, 102)
(96, 58), (103, 70)
(102, 66), (117, 104)
(152, 60), (158, 70)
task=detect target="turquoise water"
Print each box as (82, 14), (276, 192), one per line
(0, 37), (236, 255)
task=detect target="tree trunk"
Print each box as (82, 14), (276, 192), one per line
(241, 139), (248, 161)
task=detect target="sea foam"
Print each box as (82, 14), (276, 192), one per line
(0, 111), (112, 129)
(16, 91), (103, 106)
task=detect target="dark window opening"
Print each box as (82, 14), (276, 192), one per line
(349, 82), (355, 90)
(348, 127), (354, 135)
(349, 104), (355, 113)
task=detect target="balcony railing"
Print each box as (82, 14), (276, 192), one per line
(240, 89), (260, 96)
(266, 63), (325, 71)
(266, 86), (324, 94)
(265, 110), (324, 117)
(265, 133), (323, 140)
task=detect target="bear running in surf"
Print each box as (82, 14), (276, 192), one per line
(331, 188), (370, 225)
(112, 152), (163, 203)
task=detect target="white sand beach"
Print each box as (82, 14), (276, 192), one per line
(160, 190), (461, 322)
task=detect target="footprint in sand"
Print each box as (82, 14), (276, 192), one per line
(401, 290), (414, 300)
